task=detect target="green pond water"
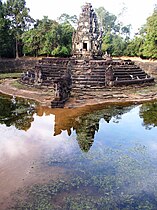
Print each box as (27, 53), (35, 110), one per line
(0, 94), (157, 209)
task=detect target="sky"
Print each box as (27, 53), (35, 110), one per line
(25, 0), (157, 35)
(2, 0), (157, 34)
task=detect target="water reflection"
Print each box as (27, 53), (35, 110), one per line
(1, 94), (157, 209)
(35, 105), (134, 152)
(139, 102), (157, 129)
(1, 93), (157, 153)
(0, 94), (35, 131)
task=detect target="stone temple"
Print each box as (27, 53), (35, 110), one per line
(21, 3), (154, 108)
(72, 3), (103, 59)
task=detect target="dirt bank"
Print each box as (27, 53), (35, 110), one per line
(0, 78), (157, 108)
(0, 79), (53, 106)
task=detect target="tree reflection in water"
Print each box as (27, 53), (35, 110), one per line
(0, 94), (35, 131)
(139, 102), (157, 129)
(1, 93), (157, 152)
(1, 94), (157, 209)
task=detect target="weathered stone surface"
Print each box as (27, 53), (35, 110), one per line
(51, 70), (72, 108)
(72, 3), (102, 59)
(0, 59), (37, 73)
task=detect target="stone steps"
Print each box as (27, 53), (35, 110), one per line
(71, 61), (106, 89)
(114, 77), (154, 86)
(72, 77), (105, 81)
(111, 63), (153, 85)
(73, 80), (105, 85)
(114, 71), (145, 75)
(114, 73), (148, 79)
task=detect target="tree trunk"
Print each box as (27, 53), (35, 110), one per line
(15, 38), (19, 59)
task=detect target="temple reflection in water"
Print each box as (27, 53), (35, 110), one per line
(36, 104), (133, 152)
(1, 94), (157, 152)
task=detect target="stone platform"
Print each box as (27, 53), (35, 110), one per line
(70, 59), (154, 91)
(20, 57), (154, 108)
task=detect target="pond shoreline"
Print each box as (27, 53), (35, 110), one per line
(0, 78), (157, 108)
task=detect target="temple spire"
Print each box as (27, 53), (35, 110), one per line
(72, 3), (102, 59)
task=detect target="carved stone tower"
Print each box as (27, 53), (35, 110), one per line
(72, 3), (103, 59)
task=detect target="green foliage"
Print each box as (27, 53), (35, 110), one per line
(22, 17), (60, 56)
(101, 32), (126, 56)
(0, 0), (15, 57)
(142, 6), (157, 58)
(58, 13), (78, 27)
(22, 28), (40, 56)
(125, 6), (157, 59)
(0, 2), (157, 59)
(111, 35), (126, 56)
(59, 46), (70, 57)
(96, 7), (131, 56)
(124, 36), (144, 57)
(139, 102), (157, 129)
(52, 46), (70, 57)
(22, 17), (73, 57)
(4, 0), (34, 58)
(95, 7), (117, 34)
(0, 94), (35, 130)
(121, 24), (131, 39)
(102, 32), (112, 53)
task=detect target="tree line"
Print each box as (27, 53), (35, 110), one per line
(0, 0), (156, 59)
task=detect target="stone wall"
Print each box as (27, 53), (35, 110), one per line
(0, 59), (38, 73)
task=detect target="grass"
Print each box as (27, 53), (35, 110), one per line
(11, 80), (54, 96)
(0, 72), (22, 79)
(11, 80), (27, 89)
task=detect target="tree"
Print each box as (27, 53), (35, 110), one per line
(95, 7), (117, 34)
(59, 23), (73, 51)
(121, 24), (131, 40)
(95, 7), (132, 56)
(22, 17), (57, 56)
(4, 0), (34, 58)
(142, 6), (157, 59)
(58, 13), (78, 27)
(22, 16), (74, 57)
(0, 0), (14, 57)
(22, 28), (41, 56)
(139, 102), (157, 129)
(124, 36), (144, 57)
(111, 34), (126, 56)
(49, 22), (73, 57)
(101, 32), (112, 54)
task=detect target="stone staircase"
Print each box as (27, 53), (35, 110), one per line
(113, 61), (154, 86)
(37, 58), (70, 87)
(71, 59), (154, 91)
(71, 59), (106, 91)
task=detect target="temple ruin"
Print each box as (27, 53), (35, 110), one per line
(72, 3), (103, 59)
(21, 3), (154, 108)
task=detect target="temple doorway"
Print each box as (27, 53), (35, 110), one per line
(83, 43), (87, 51)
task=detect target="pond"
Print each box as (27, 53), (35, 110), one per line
(0, 94), (157, 209)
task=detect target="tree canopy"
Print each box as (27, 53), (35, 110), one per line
(142, 6), (157, 58)
(125, 6), (157, 59)
(0, 1), (156, 59)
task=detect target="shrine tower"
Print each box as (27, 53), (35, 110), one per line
(72, 3), (103, 59)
